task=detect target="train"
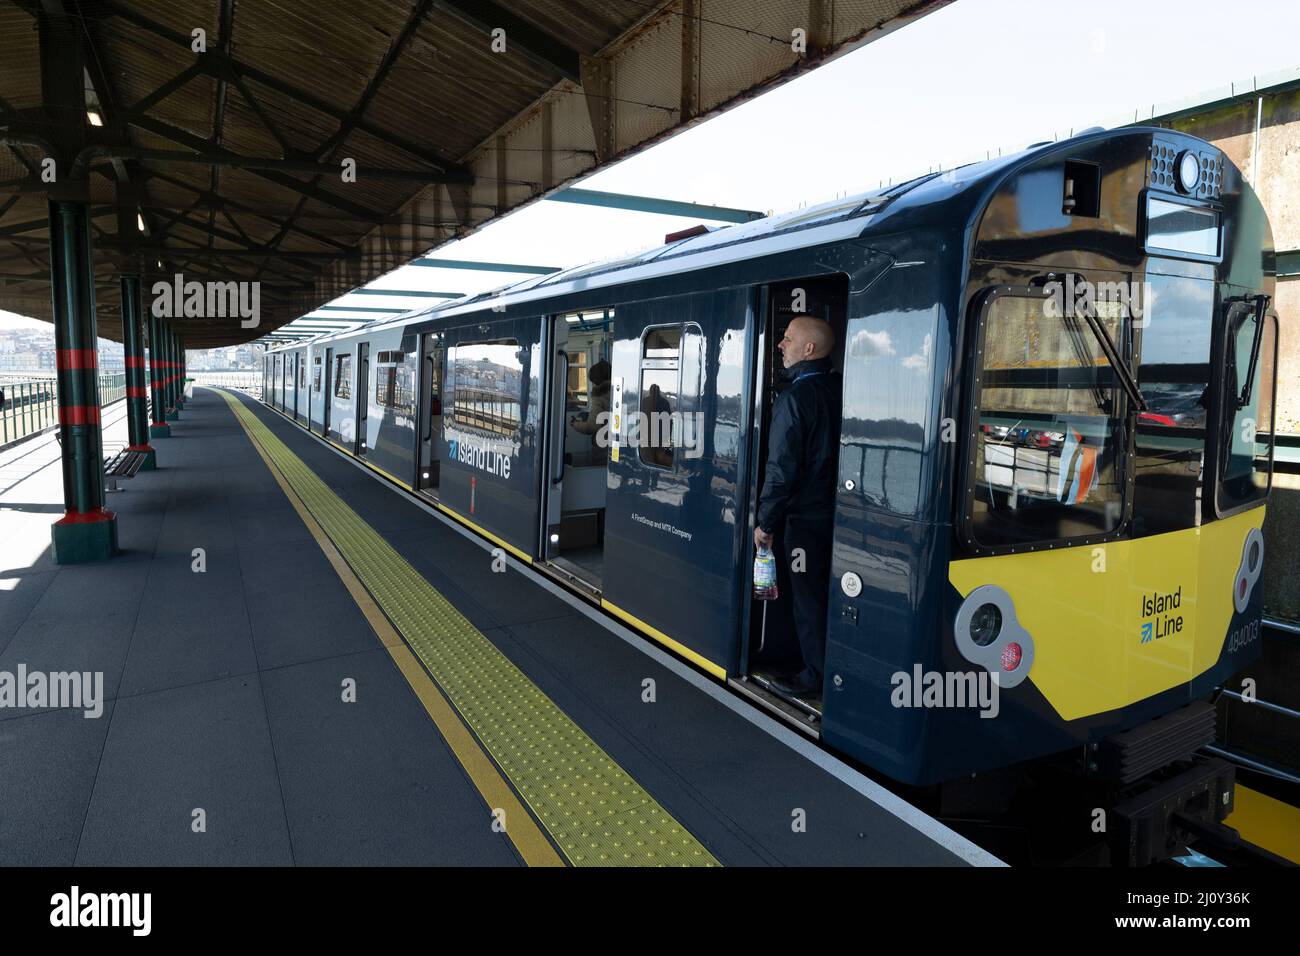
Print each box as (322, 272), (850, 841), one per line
(262, 126), (1280, 862)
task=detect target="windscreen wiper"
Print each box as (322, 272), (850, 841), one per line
(1077, 309), (1148, 414)
(1237, 294), (1271, 409)
(1061, 315), (1111, 413)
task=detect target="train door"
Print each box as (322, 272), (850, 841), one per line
(595, 292), (746, 679)
(417, 332), (443, 497)
(741, 274), (849, 716)
(291, 354), (299, 420)
(541, 309), (614, 592)
(322, 347), (333, 437)
(356, 342), (370, 457)
(310, 353), (322, 430)
(298, 350), (310, 425)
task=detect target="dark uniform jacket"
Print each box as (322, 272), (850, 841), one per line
(757, 356), (841, 533)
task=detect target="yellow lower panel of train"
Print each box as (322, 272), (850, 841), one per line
(949, 508), (1265, 721)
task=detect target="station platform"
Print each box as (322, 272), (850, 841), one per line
(0, 387), (1001, 867)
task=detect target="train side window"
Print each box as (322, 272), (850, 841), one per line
(375, 365), (394, 407)
(335, 354), (352, 399)
(374, 351), (409, 410)
(636, 323), (703, 469)
(445, 338), (522, 440)
(965, 291), (1127, 551)
(313, 356), (322, 392)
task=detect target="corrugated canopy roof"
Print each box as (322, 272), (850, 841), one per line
(0, 0), (952, 348)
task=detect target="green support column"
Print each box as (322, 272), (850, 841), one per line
(175, 332), (186, 410)
(120, 276), (156, 470)
(164, 324), (180, 421)
(48, 200), (117, 563)
(148, 310), (171, 439)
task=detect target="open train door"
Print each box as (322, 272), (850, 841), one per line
(539, 310), (614, 593)
(737, 274), (850, 726)
(322, 347), (333, 437)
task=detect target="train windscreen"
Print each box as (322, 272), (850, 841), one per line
(966, 291), (1127, 549)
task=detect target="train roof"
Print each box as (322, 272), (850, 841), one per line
(269, 127), (1177, 352)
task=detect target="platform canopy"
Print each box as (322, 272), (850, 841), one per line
(0, 0), (951, 348)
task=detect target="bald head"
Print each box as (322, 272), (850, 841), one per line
(779, 315), (836, 368)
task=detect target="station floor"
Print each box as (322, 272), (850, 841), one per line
(0, 388), (1000, 867)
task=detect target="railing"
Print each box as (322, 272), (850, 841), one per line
(0, 373), (127, 448)
(99, 372), (125, 406)
(187, 371), (261, 399)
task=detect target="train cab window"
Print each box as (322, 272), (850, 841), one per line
(446, 339), (522, 440)
(334, 355), (352, 399)
(1216, 299), (1277, 514)
(966, 291), (1127, 550)
(1131, 274), (1213, 536)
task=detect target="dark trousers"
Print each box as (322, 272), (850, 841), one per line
(781, 514), (833, 681)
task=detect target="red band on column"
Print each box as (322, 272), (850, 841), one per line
(125, 356), (146, 368)
(127, 386), (148, 398)
(57, 349), (99, 370)
(59, 406), (101, 426)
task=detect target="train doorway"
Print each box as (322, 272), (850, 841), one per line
(542, 309), (615, 593)
(322, 347), (333, 437)
(742, 274), (849, 720)
(417, 332), (443, 498)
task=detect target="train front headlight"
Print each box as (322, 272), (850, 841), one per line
(954, 585), (1035, 689)
(969, 603), (1002, 646)
(1177, 150), (1201, 193)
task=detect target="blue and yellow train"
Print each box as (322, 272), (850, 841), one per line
(262, 126), (1279, 858)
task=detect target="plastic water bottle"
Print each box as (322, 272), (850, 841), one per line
(753, 545), (779, 601)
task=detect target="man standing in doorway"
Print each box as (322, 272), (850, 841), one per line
(754, 315), (841, 698)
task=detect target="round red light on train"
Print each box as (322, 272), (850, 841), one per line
(1000, 642), (1022, 672)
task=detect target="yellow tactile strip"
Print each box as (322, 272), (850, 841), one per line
(1226, 786), (1300, 865)
(218, 389), (718, 867)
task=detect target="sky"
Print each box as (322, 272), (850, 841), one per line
(4, 0), (1300, 338)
